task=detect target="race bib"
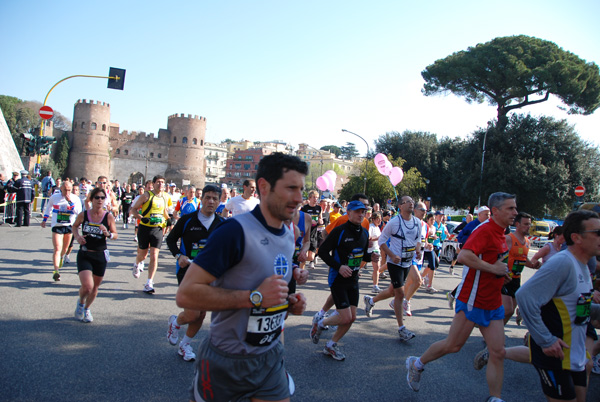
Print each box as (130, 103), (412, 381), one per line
(510, 259), (526, 277)
(575, 292), (592, 326)
(149, 214), (163, 225)
(57, 212), (71, 224)
(347, 248), (364, 270)
(401, 246), (416, 262)
(190, 240), (206, 258)
(245, 302), (288, 347)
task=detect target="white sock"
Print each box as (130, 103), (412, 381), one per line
(399, 325), (405, 331)
(319, 309), (326, 315)
(414, 357), (425, 370)
(181, 335), (193, 345)
(326, 340), (335, 348)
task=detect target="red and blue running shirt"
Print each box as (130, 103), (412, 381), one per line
(456, 219), (508, 310)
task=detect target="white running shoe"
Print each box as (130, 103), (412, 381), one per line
(372, 285), (381, 294)
(447, 291), (455, 310)
(389, 299), (395, 310)
(74, 302), (85, 321)
(139, 261), (145, 272)
(167, 315), (180, 345)
(286, 371), (295, 395)
(132, 262), (141, 279)
(364, 295), (374, 317)
(122, 223), (126, 229)
(474, 347), (489, 370)
(406, 356), (423, 392)
(178, 342), (196, 361)
(82, 309), (93, 323)
(403, 299), (412, 316)
(143, 282), (155, 294)
(591, 354), (600, 375)
(398, 327), (416, 341)
(63, 254), (70, 264)
(307, 261), (315, 269)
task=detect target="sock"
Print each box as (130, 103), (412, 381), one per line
(318, 318), (325, 328)
(399, 325), (405, 331)
(181, 335), (193, 345)
(326, 340), (335, 348)
(319, 309), (326, 316)
(369, 297), (375, 306)
(414, 357), (425, 370)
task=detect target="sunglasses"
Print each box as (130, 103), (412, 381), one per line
(416, 208), (427, 211)
(94, 196), (106, 200)
(582, 229), (600, 236)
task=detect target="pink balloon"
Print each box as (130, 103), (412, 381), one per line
(389, 167), (404, 186)
(323, 170), (336, 190)
(374, 153), (392, 176)
(316, 176), (328, 191)
(323, 170), (336, 181)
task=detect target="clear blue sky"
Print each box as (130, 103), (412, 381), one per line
(2, 0), (599, 155)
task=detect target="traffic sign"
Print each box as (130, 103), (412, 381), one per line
(575, 185), (585, 197)
(39, 106), (54, 120)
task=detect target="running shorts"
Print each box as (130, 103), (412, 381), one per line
(387, 262), (410, 289)
(455, 299), (504, 327)
(330, 279), (359, 309)
(52, 226), (73, 235)
(533, 365), (586, 401)
(190, 340), (288, 402)
(137, 224), (164, 249)
(501, 276), (521, 297)
(77, 249), (107, 277)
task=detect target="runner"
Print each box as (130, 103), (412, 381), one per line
(176, 153), (308, 402)
(223, 179), (259, 217)
(310, 200), (371, 360)
(406, 192), (517, 401)
(165, 184), (224, 361)
(400, 201), (428, 316)
(300, 190), (323, 269)
(516, 210), (599, 402)
(42, 181), (83, 281)
(363, 195), (421, 341)
(72, 187), (118, 323)
(120, 184), (135, 229)
(174, 185), (199, 219)
(130, 175), (171, 294)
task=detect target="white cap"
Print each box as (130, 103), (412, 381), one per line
(221, 183), (228, 189)
(20, 170), (28, 175)
(475, 206), (490, 214)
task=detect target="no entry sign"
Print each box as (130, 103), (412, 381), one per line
(575, 185), (585, 197)
(39, 106), (54, 120)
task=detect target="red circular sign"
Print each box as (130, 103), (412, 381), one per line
(575, 185), (585, 197)
(39, 106), (54, 120)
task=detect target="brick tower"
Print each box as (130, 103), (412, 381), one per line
(165, 113), (206, 187)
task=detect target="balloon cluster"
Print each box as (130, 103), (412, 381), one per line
(316, 170), (337, 191)
(374, 153), (403, 185)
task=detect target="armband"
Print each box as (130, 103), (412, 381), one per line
(43, 216), (48, 222)
(109, 232), (114, 239)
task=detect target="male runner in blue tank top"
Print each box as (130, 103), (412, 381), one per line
(177, 153), (308, 402)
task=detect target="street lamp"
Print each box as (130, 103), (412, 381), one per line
(341, 129), (370, 194)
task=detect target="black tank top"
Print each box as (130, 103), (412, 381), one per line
(82, 211), (109, 251)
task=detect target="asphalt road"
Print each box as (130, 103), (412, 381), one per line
(0, 220), (598, 402)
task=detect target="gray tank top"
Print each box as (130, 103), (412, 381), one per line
(209, 211), (294, 355)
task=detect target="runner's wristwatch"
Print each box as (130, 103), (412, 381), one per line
(250, 290), (262, 308)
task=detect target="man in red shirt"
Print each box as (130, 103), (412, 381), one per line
(406, 192), (517, 402)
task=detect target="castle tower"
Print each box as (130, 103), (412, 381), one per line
(67, 99), (111, 181)
(165, 113), (206, 187)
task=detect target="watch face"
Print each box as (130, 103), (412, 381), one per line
(251, 292), (261, 304)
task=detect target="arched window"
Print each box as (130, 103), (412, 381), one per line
(102, 124), (107, 131)
(173, 137), (177, 143)
(150, 152), (154, 158)
(192, 138), (197, 145)
(81, 122), (85, 129)
(201, 140), (204, 146)
(182, 137), (188, 144)
(91, 122), (97, 130)
(116, 149), (120, 154)
(158, 153), (162, 158)
(124, 150), (129, 155)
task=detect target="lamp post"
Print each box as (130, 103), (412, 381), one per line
(341, 129), (370, 194)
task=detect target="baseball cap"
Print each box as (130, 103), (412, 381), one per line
(434, 211), (443, 215)
(20, 170), (28, 175)
(347, 200), (367, 211)
(169, 183), (176, 187)
(333, 202), (341, 208)
(475, 206), (490, 214)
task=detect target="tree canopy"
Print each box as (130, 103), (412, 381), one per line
(340, 142), (359, 160)
(422, 35), (600, 128)
(320, 145), (342, 157)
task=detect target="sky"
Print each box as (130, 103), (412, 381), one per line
(1, 0), (599, 156)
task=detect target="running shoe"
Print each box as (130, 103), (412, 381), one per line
(82, 309), (93, 323)
(63, 254), (70, 264)
(449, 266), (454, 275)
(323, 343), (345, 361)
(167, 315), (180, 345)
(310, 321), (324, 344)
(398, 327), (416, 341)
(139, 261), (145, 272)
(323, 311), (336, 331)
(178, 342), (196, 361)
(132, 262), (141, 279)
(143, 283), (155, 294)
(422, 277), (429, 288)
(313, 311), (329, 330)
(406, 356), (423, 392)
(307, 261), (315, 269)
(473, 347), (489, 370)
(372, 285), (381, 294)
(446, 291), (455, 310)
(425, 287), (438, 294)
(485, 397), (506, 402)
(74, 301), (85, 321)
(286, 371), (295, 395)
(379, 272), (388, 279)
(389, 299), (395, 310)
(515, 306), (522, 326)
(363, 295), (374, 317)
(592, 354), (600, 375)
(122, 223), (126, 229)
(403, 299), (412, 317)
(53, 270), (61, 282)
